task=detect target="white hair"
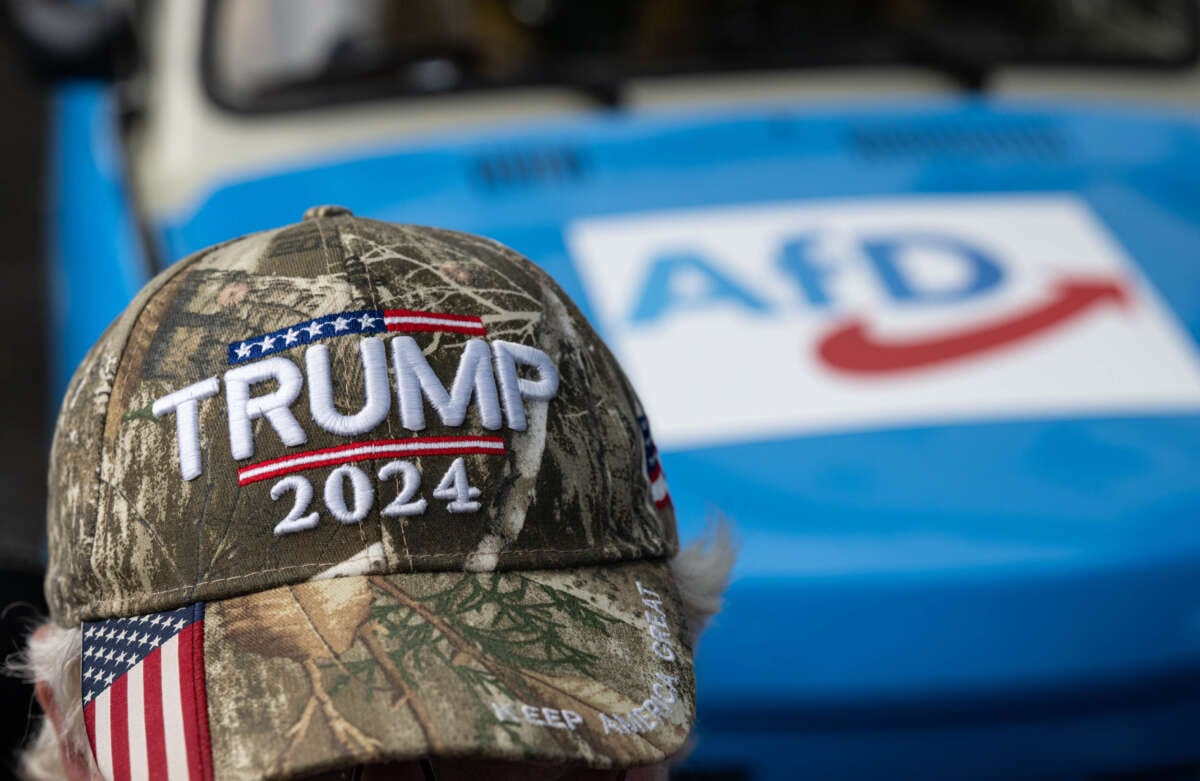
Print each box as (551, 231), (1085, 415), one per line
(670, 516), (738, 645)
(10, 519), (737, 780)
(7, 620), (87, 780)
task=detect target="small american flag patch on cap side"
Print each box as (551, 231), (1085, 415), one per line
(82, 604), (212, 781)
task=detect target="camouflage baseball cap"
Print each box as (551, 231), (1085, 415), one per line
(47, 207), (692, 780)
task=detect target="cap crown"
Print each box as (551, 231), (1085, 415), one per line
(47, 216), (676, 624)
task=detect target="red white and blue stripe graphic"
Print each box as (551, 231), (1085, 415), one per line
(227, 308), (487, 364)
(82, 604), (212, 781)
(383, 309), (487, 336)
(638, 413), (672, 510)
(237, 435), (507, 486)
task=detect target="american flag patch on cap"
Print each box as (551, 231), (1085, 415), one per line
(82, 604), (212, 781)
(638, 413), (672, 511)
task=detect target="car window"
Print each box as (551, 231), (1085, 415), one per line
(203, 0), (1200, 112)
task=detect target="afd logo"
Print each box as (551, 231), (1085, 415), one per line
(568, 194), (1200, 448)
(628, 233), (1127, 376)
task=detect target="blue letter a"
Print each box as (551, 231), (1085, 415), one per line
(628, 252), (769, 325)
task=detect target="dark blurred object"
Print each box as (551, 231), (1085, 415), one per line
(0, 576), (45, 781)
(3, 0), (133, 81)
(0, 5), (47, 575)
(204, 0), (1200, 111)
(0, 16), (49, 781)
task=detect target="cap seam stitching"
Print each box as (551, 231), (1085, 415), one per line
(84, 245), (233, 620)
(311, 215), (380, 559)
(322, 217), (410, 572)
(77, 541), (669, 614)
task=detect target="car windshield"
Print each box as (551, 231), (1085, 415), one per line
(205, 0), (1199, 111)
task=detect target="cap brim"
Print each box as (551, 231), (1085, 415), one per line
(199, 560), (694, 779)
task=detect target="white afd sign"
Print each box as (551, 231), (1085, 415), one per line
(567, 194), (1200, 448)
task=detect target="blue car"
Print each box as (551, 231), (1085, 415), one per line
(30, 1), (1200, 777)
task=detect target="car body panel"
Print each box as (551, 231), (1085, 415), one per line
(49, 82), (149, 398)
(53, 93), (1200, 777)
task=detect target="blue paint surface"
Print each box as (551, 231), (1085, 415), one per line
(48, 82), (149, 401)
(57, 93), (1200, 776)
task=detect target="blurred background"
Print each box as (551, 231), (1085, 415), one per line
(0, 10), (48, 777)
(3, 1), (1200, 779)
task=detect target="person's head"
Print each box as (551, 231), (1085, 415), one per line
(15, 209), (735, 780)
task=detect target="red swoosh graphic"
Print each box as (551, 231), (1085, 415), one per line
(817, 278), (1130, 375)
